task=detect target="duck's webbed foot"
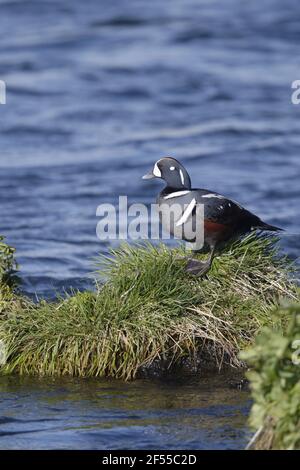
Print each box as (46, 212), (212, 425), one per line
(185, 258), (212, 276)
(185, 244), (216, 277)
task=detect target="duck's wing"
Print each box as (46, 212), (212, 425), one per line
(193, 189), (261, 230)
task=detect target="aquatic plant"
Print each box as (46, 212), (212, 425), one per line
(0, 236), (17, 314)
(243, 299), (300, 450)
(0, 235), (16, 284)
(0, 233), (296, 379)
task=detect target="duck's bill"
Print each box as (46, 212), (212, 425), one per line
(142, 171), (155, 180)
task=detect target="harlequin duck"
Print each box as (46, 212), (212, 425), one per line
(142, 157), (282, 276)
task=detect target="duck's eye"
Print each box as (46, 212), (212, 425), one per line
(170, 166), (175, 171)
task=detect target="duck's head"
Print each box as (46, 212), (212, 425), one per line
(142, 157), (191, 190)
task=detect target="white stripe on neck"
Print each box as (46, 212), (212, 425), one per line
(179, 169), (185, 185)
(164, 190), (191, 199)
(176, 198), (196, 226)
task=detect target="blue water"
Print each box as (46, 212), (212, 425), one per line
(0, 373), (251, 450)
(0, 0), (299, 450)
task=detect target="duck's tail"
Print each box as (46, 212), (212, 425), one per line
(255, 221), (284, 232)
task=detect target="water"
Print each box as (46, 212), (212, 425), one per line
(0, 0), (299, 450)
(0, 373), (250, 450)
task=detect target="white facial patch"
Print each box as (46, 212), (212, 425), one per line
(153, 162), (161, 177)
(179, 169), (185, 185)
(176, 198), (196, 226)
(170, 166), (175, 171)
(164, 190), (191, 199)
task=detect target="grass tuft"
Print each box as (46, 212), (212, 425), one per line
(0, 233), (298, 379)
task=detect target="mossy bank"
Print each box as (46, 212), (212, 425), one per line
(0, 233), (297, 380)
